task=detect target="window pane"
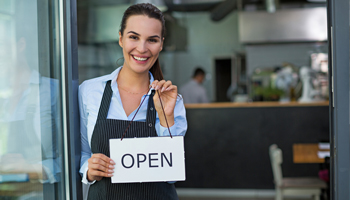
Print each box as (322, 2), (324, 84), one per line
(0, 0), (64, 199)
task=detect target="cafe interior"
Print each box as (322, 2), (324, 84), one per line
(77, 0), (330, 199)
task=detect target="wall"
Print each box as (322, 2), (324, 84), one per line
(245, 42), (328, 75)
(160, 11), (243, 102)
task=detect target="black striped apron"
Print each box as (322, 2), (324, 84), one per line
(88, 80), (178, 200)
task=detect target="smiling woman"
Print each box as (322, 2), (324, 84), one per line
(117, 15), (165, 116)
(118, 15), (163, 78)
(78, 3), (187, 200)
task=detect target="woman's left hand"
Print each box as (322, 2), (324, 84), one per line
(151, 80), (177, 127)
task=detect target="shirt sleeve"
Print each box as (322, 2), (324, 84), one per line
(79, 84), (96, 185)
(155, 95), (187, 137)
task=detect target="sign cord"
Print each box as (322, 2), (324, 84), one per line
(121, 88), (172, 140)
(157, 90), (173, 138)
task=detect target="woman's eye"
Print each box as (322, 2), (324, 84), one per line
(148, 39), (158, 43)
(129, 35), (138, 40)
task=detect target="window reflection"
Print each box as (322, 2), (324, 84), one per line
(0, 0), (62, 199)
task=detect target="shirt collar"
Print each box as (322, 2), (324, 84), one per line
(105, 66), (155, 95)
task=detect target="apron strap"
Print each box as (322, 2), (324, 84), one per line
(146, 90), (156, 128)
(97, 81), (171, 140)
(97, 80), (113, 120)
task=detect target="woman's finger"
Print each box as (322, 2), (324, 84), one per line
(153, 80), (166, 90)
(91, 153), (115, 165)
(161, 81), (172, 92)
(89, 163), (108, 172)
(151, 80), (159, 89)
(89, 163), (114, 173)
(165, 85), (177, 92)
(90, 157), (114, 170)
(89, 168), (113, 177)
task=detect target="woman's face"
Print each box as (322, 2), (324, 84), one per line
(119, 15), (163, 75)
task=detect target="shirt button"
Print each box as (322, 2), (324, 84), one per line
(150, 107), (153, 111)
(148, 123), (152, 127)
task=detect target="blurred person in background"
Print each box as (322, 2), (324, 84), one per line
(180, 67), (209, 104)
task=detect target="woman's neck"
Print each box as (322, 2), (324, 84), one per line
(117, 66), (150, 91)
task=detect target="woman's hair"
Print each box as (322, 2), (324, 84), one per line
(120, 3), (165, 80)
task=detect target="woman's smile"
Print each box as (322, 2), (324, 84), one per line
(132, 55), (148, 61)
(131, 55), (150, 63)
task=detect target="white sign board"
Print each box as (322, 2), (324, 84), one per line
(109, 136), (185, 183)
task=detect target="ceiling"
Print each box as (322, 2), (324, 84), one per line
(77, 0), (326, 10)
(77, 0), (326, 23)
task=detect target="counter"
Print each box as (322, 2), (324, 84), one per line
(175, 101), (329, 189)
(185, 101), (329, 108)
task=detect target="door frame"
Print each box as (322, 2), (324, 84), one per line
(328, 0), (350, 199)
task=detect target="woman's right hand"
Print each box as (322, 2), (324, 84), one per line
(87, 153), (115, 182)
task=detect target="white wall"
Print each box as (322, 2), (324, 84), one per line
(245, 43), (328, 75)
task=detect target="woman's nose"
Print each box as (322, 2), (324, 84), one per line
(136, 41), (147, 53)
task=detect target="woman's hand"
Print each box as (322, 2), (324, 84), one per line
(87, 153), (115, 182)
(151, 80), (177, 127)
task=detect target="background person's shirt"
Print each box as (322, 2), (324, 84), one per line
(180, 80), (209, 104)
(78, 66), (187, 184)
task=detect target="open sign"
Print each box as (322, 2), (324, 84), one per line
(109, 136), (185, 183)
(120, 153), (173, 169)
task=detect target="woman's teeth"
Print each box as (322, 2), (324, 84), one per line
(133, 56), (148, 61)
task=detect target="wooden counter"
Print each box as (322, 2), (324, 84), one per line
(185, 101), (329, 109)
(293, 143), (330, 163)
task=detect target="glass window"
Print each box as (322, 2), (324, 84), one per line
(0, 0), (65, 199)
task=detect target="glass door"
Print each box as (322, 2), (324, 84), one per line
(0, 0), (72, 199)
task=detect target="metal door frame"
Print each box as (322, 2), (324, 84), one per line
(60, 0), (81, 199)
(328, 0), (350, 199)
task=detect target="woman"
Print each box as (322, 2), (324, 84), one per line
(79, 3), (187, 200)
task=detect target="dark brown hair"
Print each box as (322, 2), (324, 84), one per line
(119, 3), (165, 80)
(193, 67), (205, 78)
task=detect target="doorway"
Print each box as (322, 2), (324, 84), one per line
(215, 58), (232, 102)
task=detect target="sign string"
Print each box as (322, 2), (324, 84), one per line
(156, 90), (173, 138)
(121, 88), (173, 140)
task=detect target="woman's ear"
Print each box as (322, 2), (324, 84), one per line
(160, 37), (164, 51)
(118, 32), (123, 48)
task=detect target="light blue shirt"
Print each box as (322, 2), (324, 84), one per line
(79, 67), (187, 184)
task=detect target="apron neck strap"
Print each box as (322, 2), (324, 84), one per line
(97, 80), (113, 120)
(97, 80), (173, 140)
